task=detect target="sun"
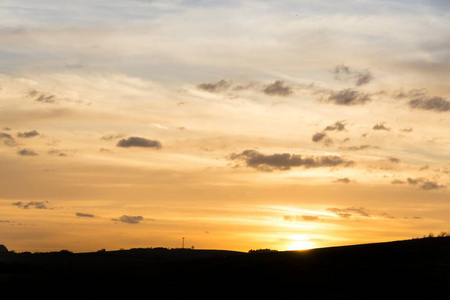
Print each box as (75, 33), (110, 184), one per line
(286, 240), (315, 251)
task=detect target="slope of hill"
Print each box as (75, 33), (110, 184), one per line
(1, 237), (449, 298)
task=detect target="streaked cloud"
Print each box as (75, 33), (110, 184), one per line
(328, 89), (371, 106)
(76, 212), (96, 218)
(12, 201), (49, 209)
(327, 207), (370, 218)
(228, 149), (353, 171)
(197, 80), (232, 93)
(409, 97), (450, 112)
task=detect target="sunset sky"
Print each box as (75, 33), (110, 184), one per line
(1, 0), (449, 253)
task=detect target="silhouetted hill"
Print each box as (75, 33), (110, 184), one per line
(1, 237), (449, 299)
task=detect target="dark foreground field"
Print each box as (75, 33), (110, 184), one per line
(1, 237), (449, 299)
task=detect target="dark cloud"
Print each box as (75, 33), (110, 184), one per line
(406, 177), (446, 191)
(17, 149), (38, 156)
(0, 132), (15, 146)
(12, 201), (48, 209)
(284, 215), (319, 222)
(263, 80), (293, 96)
(27, 90), (58, 104)
(328, 89), (371, 106)
(117, 137), (162, 149)
(400, 128), (413, 133)
(101, 134), (125, 141)
(112, 215), (144, 224)
(373, 123), (390, 131)
(2, 127), (11, 131)
(48, 149), (69, 157)
(334, 178), (351, 183)
(339, 145), (379, 151)
(312, 132), (326, 142)
(228, 149), (353, 171)
(324, 121), (346, 131)
(76, 212), (96, 218)
(388, 157), (400, 163)
(17, 130), (40, 138)
(327, 207), (369, 218)
(312, 132), (333, 146)
(409, 96), (450, 112)
(333, 64), (374, 86)
(26, 89), (88, 105)
(197, 79), (232, 93)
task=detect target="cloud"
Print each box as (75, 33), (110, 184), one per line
(48, 149), (69, 157)
(262, 80), (293, 96)
(228, 149), (353, 171)
(197, 79), (232, 93)
(324, 121), (346, 131)
(400, 128), (413, 133)
(372, 123), (390, 131)
(393, 88), (428, 99)
(284, 215), (319, 222)
(101, 134), (125, 141)
(117, 137), (162, 149)
(391, 179), (405, 184)
(17, 149), (39, 156)
(409, 96), (450, 112)
(76, 212), (96, 218)
(403, 177), (446, 190)
(17, 130), (40, 138)
(334, 178), (351, 183)
(312, 132), (333, 146)
(328, 89), (371, 106)
(12, 201), (48, 209)
(312, 132), (326, 142)
(0, 132), (15, 146)
(388, 157), (400, 163)
(379, 212), (395, 219)
(333, 64), (374, 86)
(112, 215), (144, 224)
(27, 90), (58, 104)
(339, 145), (379, 151)
(327, 207), (369, 218)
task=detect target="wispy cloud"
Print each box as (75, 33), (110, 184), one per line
(333, 64), (374, 86)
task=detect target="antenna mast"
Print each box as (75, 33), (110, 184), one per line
(182, 237), (185, 249)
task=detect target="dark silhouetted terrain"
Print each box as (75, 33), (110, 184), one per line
(1, 237), (449, 299)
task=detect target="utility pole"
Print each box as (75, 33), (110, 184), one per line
(182, 237), (185, 249)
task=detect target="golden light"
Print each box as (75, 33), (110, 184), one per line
(285, 236), (316, 251)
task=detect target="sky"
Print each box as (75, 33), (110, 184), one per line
(0, 0), (449, 253)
